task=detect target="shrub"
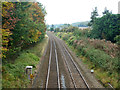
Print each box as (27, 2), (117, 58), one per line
(67, 36), (76, 45)
(76, 46), (119, 73)
(73, 29), (90, 39)
(114, 35), (120, 45)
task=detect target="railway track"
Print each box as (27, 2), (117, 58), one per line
(45, 32), (90, 89)
(63, 43), (90, 89)
(32, 32), (103, 88)
(45, 38), (60, 89)
(53, 34), (90, 89)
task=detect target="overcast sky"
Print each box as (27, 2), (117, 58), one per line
(37, 0), (119, 25)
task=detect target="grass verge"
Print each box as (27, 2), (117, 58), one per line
(2, 35), (48, 88)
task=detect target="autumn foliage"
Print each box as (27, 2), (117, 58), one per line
(2, 2), (46, 59)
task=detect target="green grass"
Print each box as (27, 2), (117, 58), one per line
(2, 36), (48, 88)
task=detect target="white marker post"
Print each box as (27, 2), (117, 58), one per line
(25, 66), (34, 84)
(91, 69), (94, 74)
(25, 66), (33, 79)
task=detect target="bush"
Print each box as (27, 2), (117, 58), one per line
(73, 29), (90, 39)
(2, 52), (39, 88)
(67, 36), (76, 45)
(55, 29), (120, 88)
(62, 33), (69, 41)
(56, 32), (62, 38)
(114, 35), (120, 45)
(76, 45), (119, 73)
(2, 37), (48, 88)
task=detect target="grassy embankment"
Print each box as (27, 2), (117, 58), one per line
(2, 35), (48, 88)
(55, 30), (120, 88)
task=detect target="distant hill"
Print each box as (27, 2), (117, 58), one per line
(71, 21), (89, 27)
(48, 21), (89, 29)
(48, 24), (64, 28)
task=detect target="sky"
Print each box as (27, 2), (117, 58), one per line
(37, 0), (119, 25)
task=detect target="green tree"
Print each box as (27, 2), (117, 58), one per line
(88, 7), (98, 26)
(114, 35), (120, 45)
(102, 7), (110, 15)
(90, 11), (120, 42)
(50, 24), (54, 31)
(2, 2), (46, 59)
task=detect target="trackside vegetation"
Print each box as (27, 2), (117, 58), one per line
(2, 2), (47, 88)
(55, 30), (120, 88)
(53, 8), (120, 88)
(2, 37), (48, 88)
(2, 2), (46, 59)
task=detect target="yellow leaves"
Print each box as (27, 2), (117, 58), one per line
(33, 14), (38, 17)
(3, 23), (7, 28)
(29, 2), (45, 24)
(2, 40), (9, 45)
(29, 30), (34, 35)
(21, 24), (24, 26)
(33, 30), (39, 42)
(29, 29), (42, 42)
(2, 29), (12, 58)
(2, 54), (6, 58)
(2, 2), (14, 17)
(16, 0), (20, 2)
(3, 2), (14, 9)
(2, 29), (12, 36)
(38, 32), (42, 35)
(2, 10), (7, 17)
(3, 22), (10, 28)
(2, 47), (8, 52)
(2, 47), (8, 58)
(38, 31), (42, 37)
(0, 53), (1, 58)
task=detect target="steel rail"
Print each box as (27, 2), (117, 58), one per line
(52, 36), (77, 88)
(54, 35), (90, 89)
(54, 41), (60, 89)
(49, 33), (90, 89)
(45, 39), (52, 89)
(61, 47), (77, 88)
(45, 35), (61, 89)
(63, 44), (90, 89)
